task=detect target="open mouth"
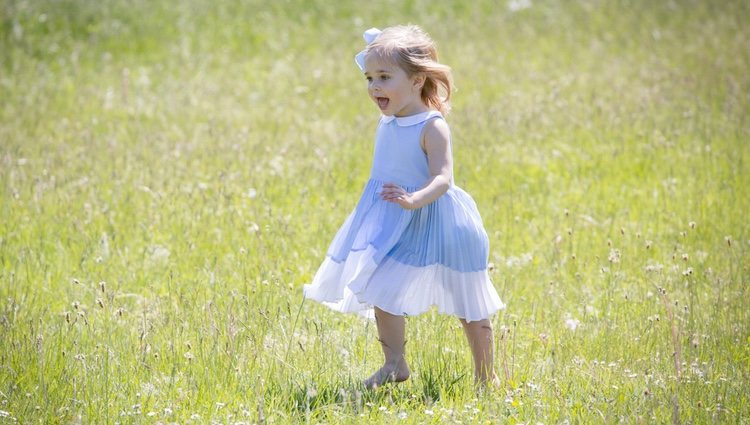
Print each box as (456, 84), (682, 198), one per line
(376, 97), (389, 110)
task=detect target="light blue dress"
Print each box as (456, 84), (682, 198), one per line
(303, 111), (505, 322)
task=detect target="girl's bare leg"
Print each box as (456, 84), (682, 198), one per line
(363, 307), (410, 389)
(460, 318), (500, 386)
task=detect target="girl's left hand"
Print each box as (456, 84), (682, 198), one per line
(380, 183), (418, 210)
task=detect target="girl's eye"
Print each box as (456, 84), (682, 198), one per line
(381, 76), (390, 81)
(366, 77), (372, 82)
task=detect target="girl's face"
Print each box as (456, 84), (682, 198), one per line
(363, 54), (427, 117)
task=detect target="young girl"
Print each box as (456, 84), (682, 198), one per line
(303, 25), (505, 388)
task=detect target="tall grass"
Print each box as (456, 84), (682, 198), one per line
(1, 0), (749, 422)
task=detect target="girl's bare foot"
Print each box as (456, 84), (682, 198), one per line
(363, 359), (410, 389)
(477, 372), (502, 389)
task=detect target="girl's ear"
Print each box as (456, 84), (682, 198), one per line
(412, 74), (426, 91)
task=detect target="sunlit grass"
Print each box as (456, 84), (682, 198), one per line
(1, 0), (749, 423)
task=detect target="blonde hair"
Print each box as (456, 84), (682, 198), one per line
(364, 25), (453, 114)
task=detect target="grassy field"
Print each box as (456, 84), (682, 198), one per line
(1, 0), (749, 423)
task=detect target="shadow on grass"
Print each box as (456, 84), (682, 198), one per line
(265, 365), (468, 417)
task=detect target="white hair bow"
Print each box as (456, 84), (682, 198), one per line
(354, 28), (382, 71)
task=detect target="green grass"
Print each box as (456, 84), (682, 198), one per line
(1, 0), (749, 423)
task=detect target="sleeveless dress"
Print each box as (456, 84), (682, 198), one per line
(303, 111), (505, 322)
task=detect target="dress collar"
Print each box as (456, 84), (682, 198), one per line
(381, 110), (443, 126)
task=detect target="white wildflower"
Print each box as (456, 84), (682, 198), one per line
(99, 232), (110, 260)
(269, 156), (284, 175)
(506, 252), (533, 268)
(140, 382), (158, 396)
(508, 0), (532, 12)
(644, 262), (663, 273)
(564, 317), (580, 331)
(608, 249), (621, 263)
(147, 245), (170, 265)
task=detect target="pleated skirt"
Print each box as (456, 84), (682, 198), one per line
(303, 178), (505, 322)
